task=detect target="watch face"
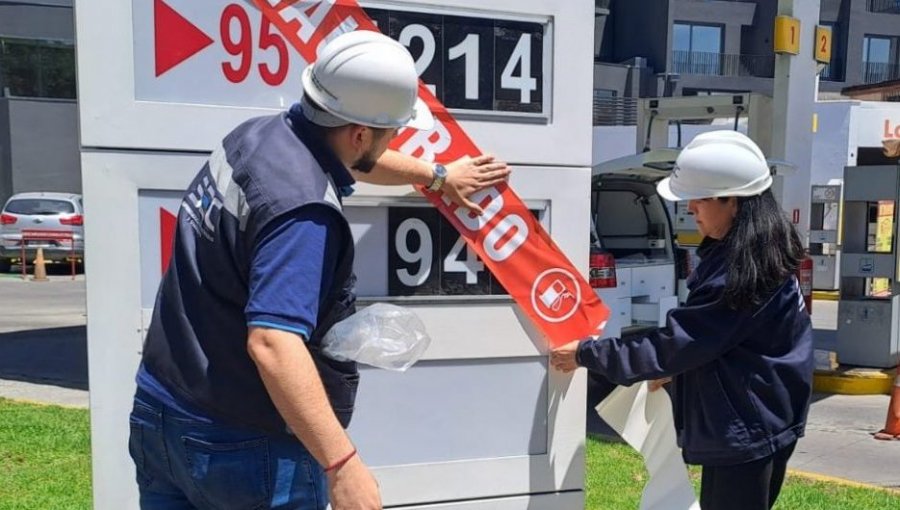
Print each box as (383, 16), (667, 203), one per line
(435, 164), (448, 177)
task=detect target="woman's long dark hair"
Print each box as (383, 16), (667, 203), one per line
(722, 189), (805, 310)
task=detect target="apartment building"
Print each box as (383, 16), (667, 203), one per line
(593, 0), (900, 126)
(0, 0), (79, 204)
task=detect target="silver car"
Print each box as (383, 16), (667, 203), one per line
(0, 192), (85, 272)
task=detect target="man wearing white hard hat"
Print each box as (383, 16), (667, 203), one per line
(553, 131), (813, 510)
(129, 31), (507, 510)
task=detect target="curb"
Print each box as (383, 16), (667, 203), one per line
(812, 291), (839, 301)
(814, 367), (894, 395)
(0, 396), (88, 410)
(788, 469), (900, 495)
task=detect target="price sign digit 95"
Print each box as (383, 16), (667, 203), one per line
(365, 7), (547, 116)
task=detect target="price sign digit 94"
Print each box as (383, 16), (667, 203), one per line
(387, 207), (540, 297)
(366, 8), (546, 115)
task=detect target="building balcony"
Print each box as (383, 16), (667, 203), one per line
(862, 62), (900, 84)
(672, 50), (774, 78)
(592, 95), (638, 126)
(867, 0), (900, 14)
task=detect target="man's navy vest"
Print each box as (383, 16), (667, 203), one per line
(142, 113), (359, 434)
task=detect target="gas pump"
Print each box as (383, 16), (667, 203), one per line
(809, 184), (842, 291)
(836, 164), (900, 368)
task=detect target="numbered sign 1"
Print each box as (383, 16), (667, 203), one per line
(774, 15), (801, 55)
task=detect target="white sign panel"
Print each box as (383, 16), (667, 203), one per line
(133, 0), (308, 109)
(853, 103), (900, 148)
(78, 0), (591, 166)
(133, 0), (548, 115)
(137, 191), (181, 308)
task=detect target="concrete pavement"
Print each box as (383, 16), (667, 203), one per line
(0, 271), (89, 408)
(789, 298), (900, 489)
(791, 392), (900, 489)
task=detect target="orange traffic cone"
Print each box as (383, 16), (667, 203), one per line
(874, 368), (900, 441)
(31, 248), (48, 282)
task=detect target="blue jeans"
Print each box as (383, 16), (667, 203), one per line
(128, 389), (328, 509)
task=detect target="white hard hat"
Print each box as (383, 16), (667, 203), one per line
(656, 130), (772, 201)
(300, 30), (433, 131)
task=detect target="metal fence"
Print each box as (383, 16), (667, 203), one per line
(868, 0), (900, 14)
(820, 60), (844, 82)
(672, 50), (775, 78)
(592, 96), (638, 126)
(862, 62), (900, 84)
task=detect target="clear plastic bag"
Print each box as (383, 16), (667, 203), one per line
(321, 303), (431, 371)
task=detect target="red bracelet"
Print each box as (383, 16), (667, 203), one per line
(324, 449), (357, 473)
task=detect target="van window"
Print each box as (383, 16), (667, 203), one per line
(595, 188), (671, 262)
(596, 190), (649, 237)
(4, 199), (75, 215)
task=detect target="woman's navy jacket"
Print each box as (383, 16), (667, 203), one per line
(578, 238), (814, 466)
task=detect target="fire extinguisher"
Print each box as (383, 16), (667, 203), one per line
(797, 254), (813, 314)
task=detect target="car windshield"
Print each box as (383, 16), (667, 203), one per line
(4, 199), (75, 215)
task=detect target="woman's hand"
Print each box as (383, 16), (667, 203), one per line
(550, 340), (582, 373)
(648, 377), (672, 392)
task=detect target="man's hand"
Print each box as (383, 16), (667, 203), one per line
(550, 340), (582, 373)
(327, 455), (382, 510)
(443, 154), (510, 215)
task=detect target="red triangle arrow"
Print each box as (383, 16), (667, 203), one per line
(154, 0), (214, 77)
(160, 208), (177, 275)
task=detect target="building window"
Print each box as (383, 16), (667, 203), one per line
(673, 22), (723, 75)
(0, 38), (76, 99)
(819, 22), (843, 81)
(862, 35), (900, 84)
(867, 0), (900, 15)
(673, 23), (723, 54)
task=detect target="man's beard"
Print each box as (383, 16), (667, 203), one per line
(351, 146), (380, 173)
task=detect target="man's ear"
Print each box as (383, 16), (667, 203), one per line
(348, 124), (368, 150)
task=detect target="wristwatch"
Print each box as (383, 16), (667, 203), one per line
(427, 163), (448, 192)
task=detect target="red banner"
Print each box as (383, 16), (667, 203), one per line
(253, 0), (609, 346)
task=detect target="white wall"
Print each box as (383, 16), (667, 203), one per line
(812, 101), (853, 185)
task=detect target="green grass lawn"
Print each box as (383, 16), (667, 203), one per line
(2, 398), (900, 509)
(586, 435), (900, 509)
(0, 398), (92, 510)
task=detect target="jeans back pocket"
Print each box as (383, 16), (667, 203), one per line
(182, 435), (271, 509)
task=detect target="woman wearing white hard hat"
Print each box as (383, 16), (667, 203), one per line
(129, 30), (509, 510)
(552, 131), (813, 510)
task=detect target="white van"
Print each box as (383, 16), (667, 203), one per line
(587, 150), (689, 417)
(591, 149), (687, 336)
